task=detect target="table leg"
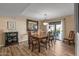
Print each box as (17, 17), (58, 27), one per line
(28, 40), (30, 49)
(38, 39), (40, 52)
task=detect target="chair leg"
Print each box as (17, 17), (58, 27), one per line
(32, 42), (34, 52)
(49, 42), (50, 48)
(68, 40), (71, 45)
(28, 42), (31, 49)
(73, 41), (75, 45)
(29, 44), (30, 49)
(63, 39), (66, 42)
(45, 43), (47, 50)
(51, 40), (53, 46)
(28, 39), (30, 49)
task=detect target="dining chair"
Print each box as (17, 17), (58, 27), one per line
(63, 31), (75, 45)
(48, 32), (54, 46)
(28, 31), (32, 49)
(47, 32), (51, 48)
(28, 31), (38, 49)
(31, 36), (38, 52)
(40, 37), (48, 50)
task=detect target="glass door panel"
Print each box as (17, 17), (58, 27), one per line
(56, 24), (61, 40)
(48, 21), (62, 40)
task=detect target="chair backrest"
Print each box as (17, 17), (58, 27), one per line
(47, 32), (52, 41)
(68, 31), (75, 40)
(28, 31), (31, 36)
(47, 32), (50, 38)
(28, 31), (32, 40)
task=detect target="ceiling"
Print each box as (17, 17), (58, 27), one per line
(0, 3), (74, 20)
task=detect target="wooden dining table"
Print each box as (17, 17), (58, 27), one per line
(31, 33), (48, 52)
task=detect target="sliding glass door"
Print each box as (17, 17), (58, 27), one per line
(48, 21), (63, 40)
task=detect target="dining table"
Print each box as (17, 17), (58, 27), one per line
(31, 33), (48, 52)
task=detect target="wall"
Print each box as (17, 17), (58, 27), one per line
(64, 16), (75, 38)
(0, 16), (28, 47)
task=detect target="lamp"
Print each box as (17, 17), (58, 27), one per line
(43, 14), (48, 25)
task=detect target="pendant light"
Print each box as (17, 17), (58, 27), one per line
(43, 14), (48, 25)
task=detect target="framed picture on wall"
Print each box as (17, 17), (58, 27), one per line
(27, 19), (38, 31)
(7, 21), (16, 30)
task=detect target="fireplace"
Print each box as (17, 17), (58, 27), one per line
(5, 32), (18, 46)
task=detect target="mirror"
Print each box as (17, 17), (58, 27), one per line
(27, 19), (38, 31)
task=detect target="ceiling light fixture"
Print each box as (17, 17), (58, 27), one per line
(43, 14), (48, 25)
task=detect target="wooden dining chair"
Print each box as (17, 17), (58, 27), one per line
(48, 32), (54, 46)
(39, 32), (53, 50)
(28, 31), (38, 49)
(40, 37), (48, 50)
(40, 32), (54, 49)
(47, 32), (51, 48)
(31, 36), (38, 52)
(28, 31), (32, 49)
(63, 31), (75, 45)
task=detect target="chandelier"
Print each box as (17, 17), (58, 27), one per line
(43, 14), (48, 25)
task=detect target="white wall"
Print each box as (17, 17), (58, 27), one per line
(64, 16), (75, 38)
